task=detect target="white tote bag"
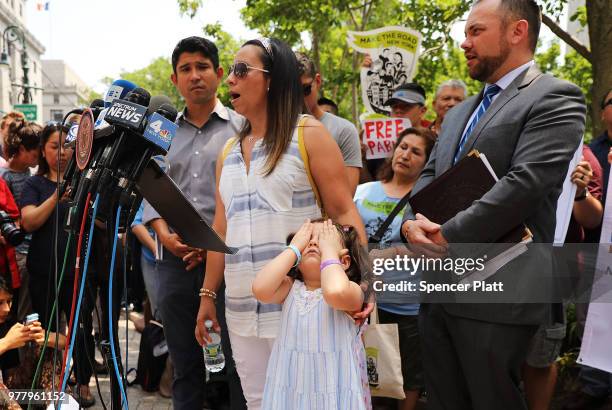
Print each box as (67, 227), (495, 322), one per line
(363, 306), (405, 399)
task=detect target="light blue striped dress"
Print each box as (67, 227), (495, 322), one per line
(219, 117), (322, 338)
(262, 281), (371, 409)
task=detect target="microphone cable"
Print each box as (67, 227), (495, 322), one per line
(108, 204), (129, 408)
(49, 109), (78, 406)
(122, 199), (140, 386)
(27, 232), (72, 410)
(59, 192), (91, 384)
(59, 194), (100, 396)
(80, 282), (109, 410)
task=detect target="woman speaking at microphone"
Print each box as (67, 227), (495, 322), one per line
(194, 37), (366, 409)
(19, 123), (96, 408)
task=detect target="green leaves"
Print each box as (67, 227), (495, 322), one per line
(177, 0), (202, 18)
(118, 57), (184, 110)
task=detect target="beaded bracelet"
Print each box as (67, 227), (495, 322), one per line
(199, 288), (217, 300)
(320, 259), (342, 271)
(286, 245), (302, 267)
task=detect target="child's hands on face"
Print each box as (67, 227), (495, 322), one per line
(318, 219), (344, 259)
(290, 219), (313, 252)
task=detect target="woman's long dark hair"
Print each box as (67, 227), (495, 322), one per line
(36, 123), (64, 176)
(238, 38), (304, 176)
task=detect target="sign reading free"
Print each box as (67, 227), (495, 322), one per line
(362, 117), (411, 159)
(13, 104), (37, 121)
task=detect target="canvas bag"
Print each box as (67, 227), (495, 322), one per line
(128, 320), (168, 392)
(363, 306), (405, 399)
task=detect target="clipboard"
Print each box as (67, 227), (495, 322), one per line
(136, 160), (236, 254)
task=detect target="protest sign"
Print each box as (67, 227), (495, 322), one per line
(361, 116), (411, 160)
(347, 26), (422, 116)
(578, 171), (612, 373)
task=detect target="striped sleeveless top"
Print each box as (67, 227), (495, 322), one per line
(219, 116), (322, 338)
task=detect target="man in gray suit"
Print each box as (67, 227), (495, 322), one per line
(401, 0), (586, 409)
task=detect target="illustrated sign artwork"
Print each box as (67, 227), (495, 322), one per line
(347, 26), (422, 115)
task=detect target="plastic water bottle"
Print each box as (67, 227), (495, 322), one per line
(203, 320), (225, 372)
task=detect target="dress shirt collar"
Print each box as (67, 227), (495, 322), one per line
(177, 98), (230, 124)
(487, 60), (535, 91)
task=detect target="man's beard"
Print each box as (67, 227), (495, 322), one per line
(469, 38), (511, 82)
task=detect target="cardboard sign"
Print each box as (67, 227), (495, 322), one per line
(347, 26), (422, 116)
(362, 117), (411, 159)
(578, 170), (612, 373)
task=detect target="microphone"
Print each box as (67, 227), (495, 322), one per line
(103, 79), (138, 108)
(126, 99), (179, 185)
(95, 79), (138, 130)
(102, 88), (151, 178)
(90, 99), (105, 121)
(61, 98), (115, 197)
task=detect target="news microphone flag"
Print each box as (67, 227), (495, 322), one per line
(96, 79), (137, 129)
(103, 79), (137, 108)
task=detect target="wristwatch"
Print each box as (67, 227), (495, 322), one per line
(575, 190), (589, 201)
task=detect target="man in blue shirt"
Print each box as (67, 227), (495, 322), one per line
(143, 37), (245, 410)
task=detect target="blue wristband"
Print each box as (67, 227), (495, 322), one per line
(286, 245), (301, 267)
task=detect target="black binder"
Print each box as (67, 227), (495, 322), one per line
(136, 160), (236, 254)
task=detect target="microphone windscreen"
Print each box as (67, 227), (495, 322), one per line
(147, 95), (173, 116)
(158, 103), (178, 122)
(90, 99), (105, 109)
(104, 79), (137, 108)
(125, 87), (151, 107)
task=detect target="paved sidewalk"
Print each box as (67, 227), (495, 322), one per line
(88, 314), (172, 410)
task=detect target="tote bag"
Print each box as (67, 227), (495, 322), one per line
(363, 306), (405, 399)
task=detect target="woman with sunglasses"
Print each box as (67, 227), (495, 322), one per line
(194, 37), (366, 409)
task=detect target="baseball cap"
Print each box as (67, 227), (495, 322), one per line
(384, 88), (426, 106)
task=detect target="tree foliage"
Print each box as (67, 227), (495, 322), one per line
(536, 40), (593, 139)
(106, 57), (184, 110)
(201, 23), (243, 105)
(164, 0), (608, 134)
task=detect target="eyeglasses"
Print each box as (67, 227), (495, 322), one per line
(303, 81), (314, 96)
(228, 62), (269, 79)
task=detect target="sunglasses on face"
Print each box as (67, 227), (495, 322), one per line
(303, 81), (314, 96)
(229, 62), (269, 79)
(604, 99), (612, 109)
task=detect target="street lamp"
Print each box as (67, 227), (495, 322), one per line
(1, 25), (31, 104)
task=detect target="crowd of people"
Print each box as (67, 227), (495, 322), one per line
(0, 0), (610, 409)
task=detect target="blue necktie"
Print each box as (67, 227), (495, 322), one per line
(453, 84), (501, 164)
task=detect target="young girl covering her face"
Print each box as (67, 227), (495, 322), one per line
(252, 218), (372, 409)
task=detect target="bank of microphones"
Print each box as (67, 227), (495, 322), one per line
(61, 79), (178, 232)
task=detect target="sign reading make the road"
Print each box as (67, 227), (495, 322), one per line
(13, 104), (37, 121)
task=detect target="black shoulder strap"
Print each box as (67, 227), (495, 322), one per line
(369, 191), (412, 244)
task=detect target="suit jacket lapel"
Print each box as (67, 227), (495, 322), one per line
(440, 95), (481, 170)
(459, 65), (543, 158)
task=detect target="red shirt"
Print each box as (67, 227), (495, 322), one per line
(0, 177), (20, 288)
(566, 146), (603, 243)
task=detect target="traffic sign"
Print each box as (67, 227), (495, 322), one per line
(13, 104), (37, 121)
